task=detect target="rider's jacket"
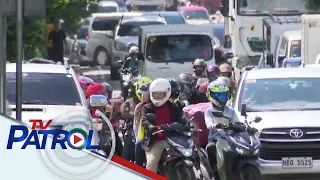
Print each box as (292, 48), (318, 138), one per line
(123, 57), (138, 70)
(121, 98), (137, 122)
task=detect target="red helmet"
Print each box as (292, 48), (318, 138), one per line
(86, 83), (104, 98)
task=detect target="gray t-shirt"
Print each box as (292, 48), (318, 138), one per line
(204, 105), (230, 129)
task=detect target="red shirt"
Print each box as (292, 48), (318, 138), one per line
(154, 103), (173, 140)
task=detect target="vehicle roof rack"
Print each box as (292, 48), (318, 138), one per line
(23, 58), (56, 64)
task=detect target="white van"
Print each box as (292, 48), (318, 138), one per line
(137, 24), (215, 79)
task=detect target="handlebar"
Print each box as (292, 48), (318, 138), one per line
(152, 123), (202, 136)
(216, 122), (257, 134)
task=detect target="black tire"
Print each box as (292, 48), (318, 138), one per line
(176, 166), (196, 180)
(110, 66), (120, 80)
(93, 47), (109, 66)
(240, 165), (262, 180)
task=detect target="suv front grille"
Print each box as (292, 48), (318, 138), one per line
(259, 128), (320, 161)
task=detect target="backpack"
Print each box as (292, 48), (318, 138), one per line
(182, 102), (212, 147)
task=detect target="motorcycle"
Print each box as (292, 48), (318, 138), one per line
(119, 67), (139, 101)
(147, 113), (199, 180)
(121, 121), (136, 162)
(213, 104), (262, 180)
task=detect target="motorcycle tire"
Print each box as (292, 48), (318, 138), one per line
(176, 166), (196, 180)
(240, 164), (262, 180)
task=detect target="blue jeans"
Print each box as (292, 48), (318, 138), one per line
(135, 141), (146, 167)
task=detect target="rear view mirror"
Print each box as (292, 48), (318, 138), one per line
(225, 52), (234, 59)
(266, 53), (273, 66)
(146, 113), (156, 122)
(89, 95), (107, 108)
(138, 52), (144, 61)
(220, 6), (229, 17)
(240, 104), (247, 117)
(106, 30), (114, 38)
(254, 116), (262, 123)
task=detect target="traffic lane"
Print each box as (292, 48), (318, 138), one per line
(81, 66), (121, 91)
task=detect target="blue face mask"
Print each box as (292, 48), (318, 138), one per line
(210, 91), (229, 103)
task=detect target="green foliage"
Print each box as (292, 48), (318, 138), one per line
(6, 0), (98, 62)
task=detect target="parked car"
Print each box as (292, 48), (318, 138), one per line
(110, 16), (166, 80)
(85, 12), (142, 66)
(178, 6), (212, 24)
(142, 11), (186, 24)
(103, 0), (127, 12)
(98, 1), (119, 13)
(69, 26), (90, 65)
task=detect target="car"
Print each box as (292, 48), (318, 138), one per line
(110, 16), (166, 80)
(97, 1), (119, 13)
(101, 0), (127, 12)
(229, 67), (320, 179)
(178, 6), (212, 24)
(85, 12), (142, 66)
(142, 11), (186, 24)
(69, 26), (90, 65)
(5, 62), (97, 137)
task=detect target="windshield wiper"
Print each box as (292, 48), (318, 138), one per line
(23, 100), (62, 105)
(271, 10), (301, 15)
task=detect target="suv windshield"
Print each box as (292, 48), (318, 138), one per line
(146, 34), (213, 62)
(239, 78), (320, 111)
(163, 16), (185, 24)
(238, 0), (320, 15)
(182, 11), (209, 20)
(117, 21), (164, 36)
(6, 72), (82, 106)
(289, 40), (301, 57)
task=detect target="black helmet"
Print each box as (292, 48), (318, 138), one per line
(177, 72), (196, 87)
(166, 78), (180, 100)
(101, 83), (113, 98)
(193, 59), (207, 76)
(137, 82), (151, 94)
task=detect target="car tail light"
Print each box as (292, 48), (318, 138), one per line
(86, 32), (89, 40)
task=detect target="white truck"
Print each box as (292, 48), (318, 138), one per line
(220, 0), (320, 69)
(301, 14), (320, 65)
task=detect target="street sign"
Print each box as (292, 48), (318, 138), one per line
(1, 0), (46, 17)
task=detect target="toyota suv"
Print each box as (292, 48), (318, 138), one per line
(110, 16), (166, 80)
(86, 12), (142, 66)
(6, 62), (98, 145)
(230, 67), (320, 179)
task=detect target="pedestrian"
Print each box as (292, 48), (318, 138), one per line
(48, 20), (68, 63)
(44, 17), (55, 59)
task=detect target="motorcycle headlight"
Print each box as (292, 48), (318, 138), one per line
(167, 138), (194, 157)
(235, 147), (251, 156)
(123, 81), (128, 86)
(115, 42), (126, 51)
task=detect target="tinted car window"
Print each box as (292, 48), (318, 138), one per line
(77, 27), (88, 39)
(98, 6), (118, 13)
(102, 0), (125, 7)
(182, 11), (209, 20)
(163, 16), (186, 24)
(289, 40), (301, 57)
(6, 72), (82, 106)
(117, 21), (164, 36)
(92, 17), (120, 31)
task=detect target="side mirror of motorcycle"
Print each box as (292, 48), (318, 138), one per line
(240, 104), (247, 118)
(117, 60), (124, 64)
(89, 95), (108, 108)
(137, 52), (144, 61)
(254, 116), (262, 123)
(146, 113), (157, 123)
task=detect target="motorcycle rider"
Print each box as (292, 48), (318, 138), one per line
(167, 78), (184, 111)
(121, 46), (139, 71)
(207, 64), (220, 82)
(214, 45), (229, 66)
(177, 73), (208, 104)
(121, 77), (152, 161)
(86, 83), (123, 156)
(219, 63), (236, 98)
(204, 78), (231, 170)
(78, 76), (94, 94)
(141, 78), (184, 173)
(133, 82), (151, 167)
(193, 58), (207, 80)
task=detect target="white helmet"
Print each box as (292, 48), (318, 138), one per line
(129, 46), (139, 54)
(149, 78), (171, 107)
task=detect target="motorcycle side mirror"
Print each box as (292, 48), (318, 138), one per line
(240, 104), (247, 117)
(146, 113), (157, 122)
(89, 95), (108, 108)
(137, 52), (144, 61)
(254, 116), (262, 123)
(117, 60), (124, 64)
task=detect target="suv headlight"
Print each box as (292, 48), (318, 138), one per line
(115, 42), (126, 51)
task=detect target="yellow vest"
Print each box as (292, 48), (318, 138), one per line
(44, 24), (54, 47)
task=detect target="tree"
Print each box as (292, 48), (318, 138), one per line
(6, 0), (98, 62)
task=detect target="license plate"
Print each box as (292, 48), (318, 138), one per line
(282, 157), (313, 169)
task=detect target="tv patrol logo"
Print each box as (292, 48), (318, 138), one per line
(6, 110), (116, 179)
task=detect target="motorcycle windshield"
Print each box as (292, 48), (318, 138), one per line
(167, 136), (193, 148)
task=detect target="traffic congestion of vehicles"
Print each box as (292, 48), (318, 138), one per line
(5, 0), (320, 179)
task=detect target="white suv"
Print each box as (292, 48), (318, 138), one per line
(85, 12), (142, 66)
(6, 62), (96, 143)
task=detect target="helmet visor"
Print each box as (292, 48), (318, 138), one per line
(152, 92), (166, 100)
(210, 91), (229, 103)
